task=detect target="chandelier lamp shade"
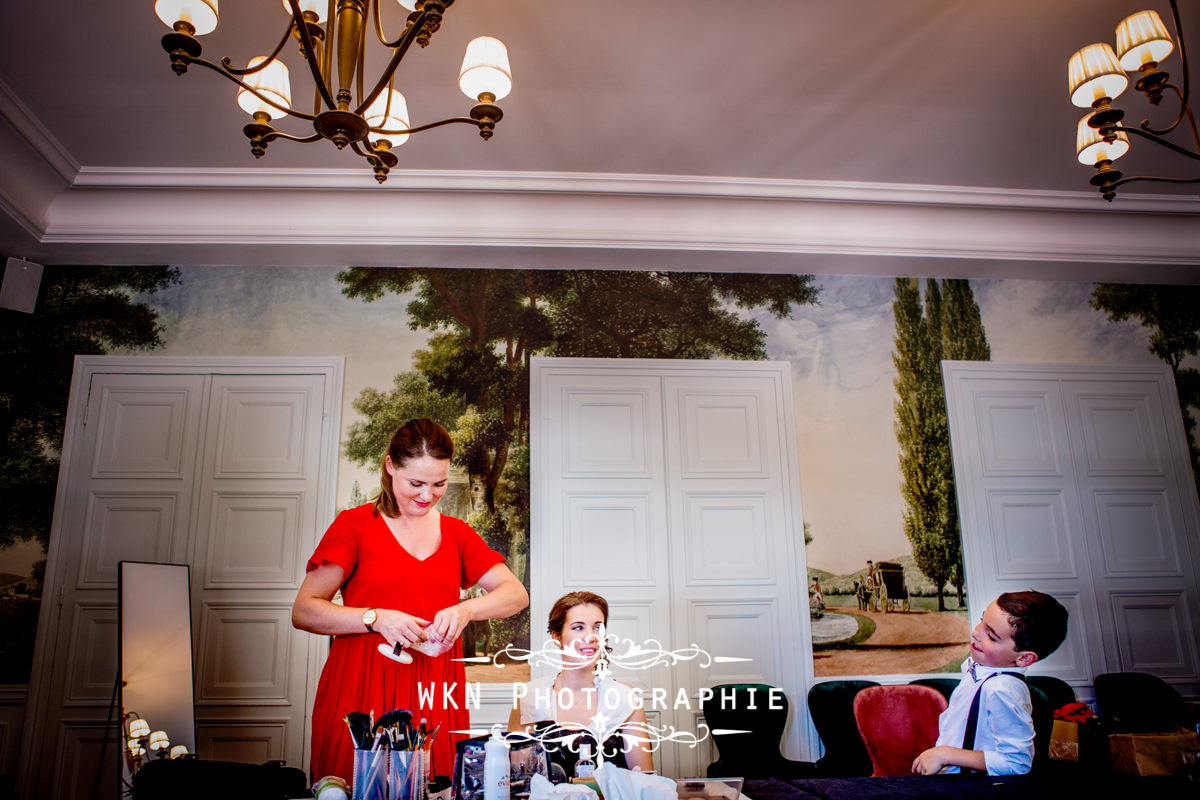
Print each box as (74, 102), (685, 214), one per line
(1067, 1), (1199, 201)
(154, 0), (512, 183)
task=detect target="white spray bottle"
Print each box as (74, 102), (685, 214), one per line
(484, 731), (510, 800)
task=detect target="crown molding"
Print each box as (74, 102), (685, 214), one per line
(1, 97), (1195, 277)
(71, 165), (1200, 215)
(30, 173), (1198, 281)
(0, 79), (78, 184)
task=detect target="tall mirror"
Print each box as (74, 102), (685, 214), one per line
(118, 561), (197, 789)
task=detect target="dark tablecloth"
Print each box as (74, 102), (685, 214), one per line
(743, 772), (1195, 800)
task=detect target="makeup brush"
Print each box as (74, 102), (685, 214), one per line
(344, 712), (373, 750)
(376, 708), (412, 732)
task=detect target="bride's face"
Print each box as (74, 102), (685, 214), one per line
(554, 603), (605, 667)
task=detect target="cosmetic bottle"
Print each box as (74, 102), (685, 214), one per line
(484, 731), (510, 800)
(574, 744), (596, 779)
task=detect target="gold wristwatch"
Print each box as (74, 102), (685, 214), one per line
(362, 607), (378, 633)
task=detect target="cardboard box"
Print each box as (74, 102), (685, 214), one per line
(1109, 732), (1200, 777)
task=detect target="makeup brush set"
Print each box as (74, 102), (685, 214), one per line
(345, 709), (440, 800)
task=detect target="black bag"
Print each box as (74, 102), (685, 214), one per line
(131, 758), (311, 799)
(451, 734), (549, 800)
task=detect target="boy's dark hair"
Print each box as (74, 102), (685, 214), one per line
(996, 590), (1069, 659)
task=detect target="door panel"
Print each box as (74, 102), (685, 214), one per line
(19, 359), (342, 799)
(944, 363), (1200, 698)
(532, 359), (812, 778)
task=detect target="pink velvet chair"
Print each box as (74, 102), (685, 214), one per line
(852, 684), (948, 776)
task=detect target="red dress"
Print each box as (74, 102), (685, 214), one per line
(306, 504), (504, 782)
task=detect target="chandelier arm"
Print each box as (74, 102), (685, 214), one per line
(1110, 174), (1200, 189)
(1164, 84), (1200, 152)
(219, 22), (296, 76)
(357, 9), (367, 109)
(1133, 3), (1191, 138)
(267, 131), (326, 145)
(320, 0), (336, 115)
(183, 57), (318, 122)
(375, 116), (483, 136)
(288, 0), (338, 111)
(349, 139), (378, 159)
(1170, 0), (1189, 118)
(354, 8), (429, 115)
(372, 0), (417, 48)
(1115, 124), (1200, 159)
(1136, 84), (1189, 137)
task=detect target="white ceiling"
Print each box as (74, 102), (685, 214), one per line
(0, 0), (1197, 278)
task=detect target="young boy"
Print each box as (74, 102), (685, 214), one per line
(913, 590), (1068, 776)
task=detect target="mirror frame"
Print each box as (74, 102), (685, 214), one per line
(118, 560), (197, 789)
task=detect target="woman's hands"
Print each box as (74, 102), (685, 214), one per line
(428, 602), (473, 646)
(375, 608), (432, 648)
(375, 604), (472, 650)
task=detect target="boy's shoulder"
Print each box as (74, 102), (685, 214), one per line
(983, 671), (1030, 692)
(979, 671), (1033, 714)
(949, 669), (1031, 704)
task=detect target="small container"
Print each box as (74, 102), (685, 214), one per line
(483, 732), (510, 800)
(314, 775), (350, 800)
(573, 744), (595, 779)
(352, 749), (389, 800)
(409, 639), (454, 658)
(390, 749), (426, 800)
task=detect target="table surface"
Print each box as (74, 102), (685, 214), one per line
(742, 772), (1197, 800)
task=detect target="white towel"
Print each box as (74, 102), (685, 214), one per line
(594, 763), (676, 800)
(529, 773), (599, 800)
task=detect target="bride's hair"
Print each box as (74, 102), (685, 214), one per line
(547, 591), (609, 636)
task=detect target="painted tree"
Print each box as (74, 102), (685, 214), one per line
(893, 278), (990, 611)
(1090, 283), (1200, 494)
(939, 279), (991, 604)
(0, 264), (179, 551)
(338, 268), (559, 585)
(336, 267), (821, 613)
(0, 262), (178, 683)
(546, 271), (813, 359)
(893, 278), (953, 610)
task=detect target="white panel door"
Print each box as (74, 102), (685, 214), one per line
(18, 357), (342, 800)
(943, 363), (1200, 700)
(532, 358), (814, 778)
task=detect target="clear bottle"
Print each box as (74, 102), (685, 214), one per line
(484, 732), (510, 800)
(574, 744), (596, 779)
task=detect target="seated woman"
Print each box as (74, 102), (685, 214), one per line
(508, 591), (654, 774)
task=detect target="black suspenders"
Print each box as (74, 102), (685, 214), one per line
(961, 671), (1027, 773)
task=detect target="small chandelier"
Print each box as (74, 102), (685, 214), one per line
(154, 0), (512, 184)
(1067, 0), (1198, 201)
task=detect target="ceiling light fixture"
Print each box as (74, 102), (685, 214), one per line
(1068, 1), (1197, 200)
(154, 0), (511, 184)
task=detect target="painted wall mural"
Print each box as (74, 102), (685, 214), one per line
(1, 263), (1197, 685)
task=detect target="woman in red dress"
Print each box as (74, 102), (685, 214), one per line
(293, 419), (528, 783)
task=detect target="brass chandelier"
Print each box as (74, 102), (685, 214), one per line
(1068, 1), (1198, 201)
(154, 0), (511, 183)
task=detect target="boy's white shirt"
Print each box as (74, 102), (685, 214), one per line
(933, 657), (1035, 775)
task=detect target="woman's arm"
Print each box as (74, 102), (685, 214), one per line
(427, 563), (530, 644)
(291, 562), (430, 645)
(621, 706), (654, 772)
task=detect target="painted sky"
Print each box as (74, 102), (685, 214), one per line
(3, 266), (1177, 584)
(769, 275), (1179, 576)
(144, 268), (1191, 576)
